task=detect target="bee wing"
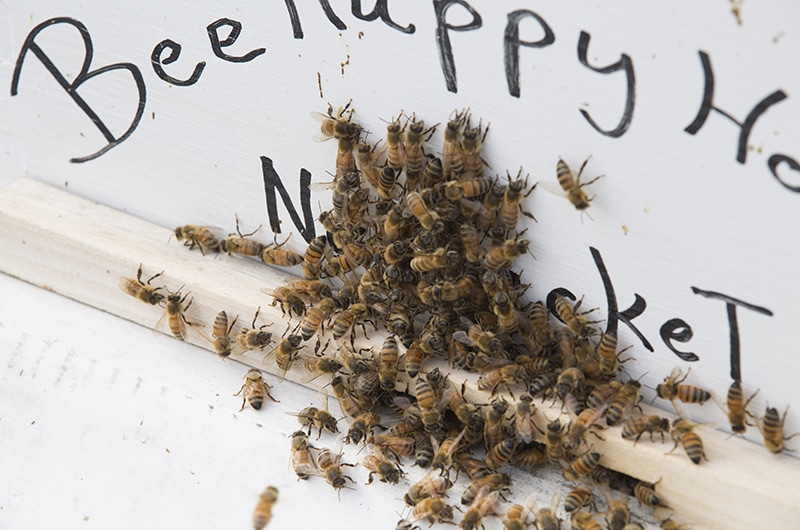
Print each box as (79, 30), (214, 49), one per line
(309, 180), (337, 191)
(538, 180), (569, 198)
(452, 330), (478, 348)
(310, 111), (335, 142)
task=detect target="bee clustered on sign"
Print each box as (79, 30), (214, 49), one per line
(121, 101), (797, 530)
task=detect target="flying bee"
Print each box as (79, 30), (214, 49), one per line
(514, 394), (543, 444)
(173, 224), (220, 255)
(405, 471), (453, 506)
(656, 367), (711, 408)
(605, 494), (631, 530)
(668, 418), (707, 464)
(345, 411), (380, 445)
(290, 392), (338, 438)
(461, 473), (511, 505)
(726, 380), (759, 434)
(234, 368), (278, 411)
(236, 307), (273, 353)
(378, 336), (400, 391)
(634, 480), (663, 508)
(459, 486), (500, 530)
(554, 156), (604, 212)
(483, 232), (531, 270)
(564, 485), (594, 513)
(252, 486), (278, 530)
(261, 234), (304, 268)
(759, 404), (799, 453)
(405, 190), (442, 232)
(312, 100), (361, 141)
(299, 297), (336, 342)
(316, 447), (355, 492)
(211, 310), (237, 358)
(155, 289), (195, 341)
(443, 109), (467, 177)
(530, 493), (561, 530)
(562, 451), (601, 481)
(221, 214), (264, 257)
(331, 303), (369, 342)
(363, 446), (404, 484)
(605, 380), (642, 426)
(500, 169), (536, 232)
(290, 430), (317, 480)
(621, 415), (670, 444)
(119, 263), (165, 305)
(357, 140), (383, 188)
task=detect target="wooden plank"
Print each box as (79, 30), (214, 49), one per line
(1, 177), (799, 529)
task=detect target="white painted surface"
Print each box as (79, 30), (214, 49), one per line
(0, 0), (798, 461)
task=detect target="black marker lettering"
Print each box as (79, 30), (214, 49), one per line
(660, 318), (698, 362)
(433, 0), (482, 93)
(351, 0), (415, 33)
(504, 9), (555, 98)
(691, 287), (774, 382)
(320, 0), (348, 31)
(261, 156), (316, 243)
(590, 247), (653, 351)
(282, 0), (304, 38)
(685, 51), (787, 164)
(768, 154), (800, 192)
(207, 19), (266, 63)
(11, 17), (146, 163)
(150, 39), (206, 86)
(577, 31), (636, 137)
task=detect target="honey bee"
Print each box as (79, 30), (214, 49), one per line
(500, 170), (536, 232)
(726, 380), (759, 435)
(531, 493), (561, 530)
(312, 100), (361, 141)
(261, 234), (304, 268)
(432, 428), (467, 472)
(385, 112), (406, 169)
(621, 415), (670, 444)
(477, 365), (523, 396)
(410, 247), (460, 272)
(460, 115), (489, 177)
(414, 376), (448, 432)
(482, 397), (510, 451)
(335, 135), (358, 178)
(605, 380), (642, 426)
(234, 368), (278, 411)
(571, 511), (603, 530)
(173, 224), (220, 255)
(442, 177), (492, 201)
(758, 405), (799, 453)
(585, 381), (621, 411)
(404, 115), (437, 184)
(483, 232), (531, 270)
(529, 373), (557, 398)
(556, 367), (585, 399)
(458, 223), (483, 263)
(543, 419), (565, 465)
(384, 241), (410, 264)
(236, 308), (273, 353)
(454, 319), (502, 355)
(252, 486), (278, 530)
(656, 367), (711, 408)
(290, 430), (317, 480)
(221, 215), (264, 257)
(211, 310), (237, 358)
(443, 109), (467, 177)
(633, 480), (662, 507)
(331, 375), (367, 418)
(357, 141), (383, 188)
(421, 155), (444, 189)
(486, 439), (516, 470)
(555, 156), (604, 211)
(268, 286), (306, 318)
(345, 411), (380, 445)
(554, 295), (595, 339)
(156, 289), (194, 341)
(405, 470), (453, 506)
(302, 236), (327, 279)
(605, 495), (630, 530)
(378, 336), (400, 391)
(668, 418), (706, 464)
(410, 497), (455, 526)
(513, 394), (543, 444)
(331, 303), (369, 342)
(492, 291), (521, 333)
(564, 485), (594, 513)
(363, 446), (404, 484)
(316, 447), (355, 491)
(596, 331), (619, 376)
(301, 354), (343, 380)
(269, 333), (303, 377)
(459, 485), (500, 530)
(298, 297), (336, 342)
(564, 399), (606, 450)
(461, 473), (511, 505)
(369, 433), (416, 459)
(503, 500), (532, 530)
(406, 190), (443, 232)
(660, 518), (690, 530)
(563, 451), (601, 481)
(119, 263), (165, 305)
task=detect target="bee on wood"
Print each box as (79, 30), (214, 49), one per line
(385, 112), (406, 170)
(236, 307), (273, 353)
(405, 190), (443, 232)
(605, 494), (630, 530)
(758, 404), (799, 453)
(252, 486), (278, 530)
(316, 447), (355, 492)
(410, 497), (455, 526)
(345, 411), (380, 445)
(331, 375), (368, 419)
(331, 303), (370, 343)
(299, 297), (336, 342)
(564, 485), (594, 513)
(564, 395), (606, 450)
(442, 177), (492, 201)
(156, 289), (195, 341)
(605, 380), (643, 426)
(221, 215), (264, 257)
(459, 485), (500, 530)
(571, 511), (603, 530)
(119, 263), (165, 305)
(289, 430), (317, 480)
(501, 169), (536, 232)
(261, 234), (304, 268)
(461, 473), (511, 505)
(656, 367), (711, 409)
(503, 499), (533, 530)
(234, 368), (278, 411)
(562, 451), (601, 481)
(555, 156), (604, 212)
(668, 418), (707, 464)
(621, 415), (670, 444)
(290, 392), (338, 439)
(544, 419), (566, 464)
(312, 100), (361, 141)
(726, 380), (759, 435)
(173, 224), (220, 255)
(431, 428), (467, 473)
(405, 470), (453, 506)
(363, 445), (404, 484)
(556, 367), (585, 399)
(554, 295), (596, 339)
(530, 493), (561, 530)
(211, 310), (238, 358)
(633, 480), (663, 508)
(486, 439), (516, 471)
(302, 236), (327, 279)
